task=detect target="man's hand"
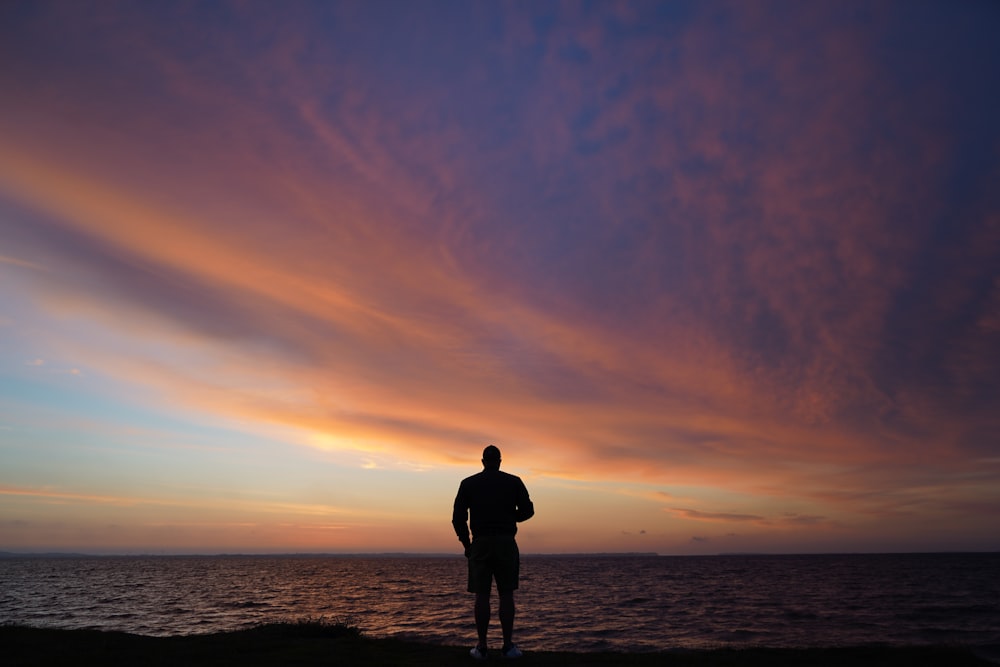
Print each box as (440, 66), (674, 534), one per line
(462, 540), (472, 558)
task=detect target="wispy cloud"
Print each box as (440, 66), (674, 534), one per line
(0, 255), (47, 271)
(670, 508), (765, 524)
(0, 486), (159, 507)
(0, 1), (997, 552)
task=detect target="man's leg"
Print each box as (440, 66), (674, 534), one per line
(474, 591), (491, 649)
(498, 590), (515, 647)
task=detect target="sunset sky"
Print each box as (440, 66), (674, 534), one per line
(1, 1), (998, 555)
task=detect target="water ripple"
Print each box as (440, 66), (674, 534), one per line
(1, 554), (998, 650)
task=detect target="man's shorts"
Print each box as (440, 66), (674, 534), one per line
(467, 535), (520, 595)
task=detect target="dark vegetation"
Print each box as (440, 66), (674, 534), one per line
(2, 619), (995, 666)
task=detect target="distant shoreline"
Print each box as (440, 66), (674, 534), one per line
(0, 550), (658, 559)
(0, 550), (661, 559)
(3, 550), (998, 559)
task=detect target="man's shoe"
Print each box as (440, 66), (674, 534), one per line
(470, 645), (488, 660)
(501, 644), (523, 659)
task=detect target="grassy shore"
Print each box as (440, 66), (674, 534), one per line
(3, 621), (995, 666)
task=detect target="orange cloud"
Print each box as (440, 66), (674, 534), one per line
(0, 486), (150, 506)
(1, 1), (997, 553)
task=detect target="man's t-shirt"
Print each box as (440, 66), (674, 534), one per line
(452, 468), (534, 541)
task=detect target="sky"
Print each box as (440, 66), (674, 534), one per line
(1, 1), (998, 556)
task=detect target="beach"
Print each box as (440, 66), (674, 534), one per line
(4, 622), (997, 667)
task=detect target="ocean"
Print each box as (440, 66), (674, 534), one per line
(1, 553), (998, 652)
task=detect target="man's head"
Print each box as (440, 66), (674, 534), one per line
(482, 445), (501, 469)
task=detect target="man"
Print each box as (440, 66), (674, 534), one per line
(452, 445), (534, 660)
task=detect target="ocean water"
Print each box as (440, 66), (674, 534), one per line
(1, 553), (998, 652)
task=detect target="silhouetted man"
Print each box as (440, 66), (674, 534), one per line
(452, 445), (534, 660)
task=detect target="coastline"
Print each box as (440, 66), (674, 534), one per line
(3, 623), (996, 667)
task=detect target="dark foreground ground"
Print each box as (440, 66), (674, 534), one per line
(3, 622), (997, 667)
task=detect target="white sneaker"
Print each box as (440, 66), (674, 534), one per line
(501, 644), (523, 659)
(470, 645), (488, 660)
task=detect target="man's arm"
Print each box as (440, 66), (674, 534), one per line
(451, 484), (472, 549)
(514, 479), (534, 523)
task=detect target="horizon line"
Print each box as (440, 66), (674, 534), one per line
(2, 549), (997, 558)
